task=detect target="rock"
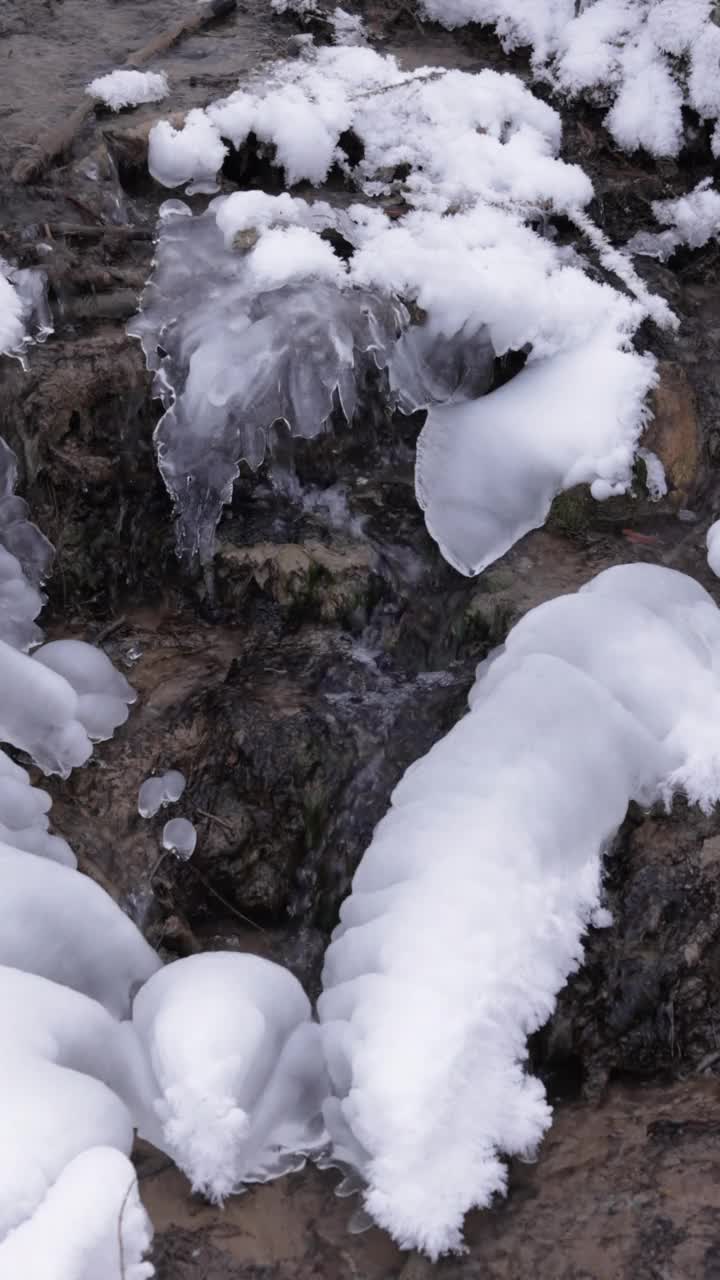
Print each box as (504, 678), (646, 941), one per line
(642, 362), (701, 505)
(217, 539), (378, 625)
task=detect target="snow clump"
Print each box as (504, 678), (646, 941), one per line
(319, 563), (720, 1257)
(86, 69), (169, 112)
(416, 0), (720, 158)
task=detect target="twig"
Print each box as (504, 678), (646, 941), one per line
(12, 0), (238, 184)
(94, 614), (128, 645)
(196, 806), (235, 834)
(184, 861), (268, 935)
(42, 223), (153, 240)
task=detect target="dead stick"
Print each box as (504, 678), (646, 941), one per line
(12, 0), (237, 184)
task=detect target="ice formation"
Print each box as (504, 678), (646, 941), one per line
(161, 816), (197, 859)
(86, 69), (169, 111)
(707, 520), (720, 577)
(138, 768), (186, 817)
(0, 1148), (154, 1280)
(0, 260), (52, 360)
(0, 848), (161, 1017)
(319, 563), (720, 1257)
(132, 952), (328, 1198)
(416, 0), (720, 157)
(33, 639), (136, 742)
(136, 45), (669, 567)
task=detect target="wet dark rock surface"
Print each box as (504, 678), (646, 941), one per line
(4, 1), (720, 1276)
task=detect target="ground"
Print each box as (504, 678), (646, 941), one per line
(3, 1), (720, 1276)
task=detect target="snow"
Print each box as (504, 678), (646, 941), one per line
(0, 1148), (154, 1280)
(162, 816), (197, 859)
(0, 268), (25, 356)
(136, 44), (669, 567)
(149, 109), (227, 190)
(629, 178), (720, 260)
(415, 337), (655, 575)
(132, 952), (327, 1198)
(708, 520), (720, 577)
(319, 563), (720, 1256)
(0, 847), (161, 1016)
(86, 69), (169, 112)
(416, 0), (720, 157)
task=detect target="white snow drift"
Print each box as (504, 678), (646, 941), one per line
(319, 563), (720, 1256)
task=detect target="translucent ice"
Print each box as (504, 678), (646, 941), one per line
(161, 817), (196, 860)
(138, 769), (186, 818)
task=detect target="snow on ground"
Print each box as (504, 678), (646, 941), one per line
(86, 70), (169, 112)
(138, 43), (671, 567)
(319, 564), (720, 1256)
(417, 0), (720, 157)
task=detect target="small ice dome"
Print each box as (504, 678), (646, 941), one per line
(707, 520), (720, 578)
(138, 769), (186, 818)
(162, 817), (196, 860)
(0, 777), (51, 830)
(162, 769), (185, 803)
(32, 640), (136, 703)
(138, 776), (165, 820)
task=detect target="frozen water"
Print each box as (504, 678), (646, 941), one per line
(162, 817), (197, 859)
(0, 847), (161, 1017)
(136, 46), (668, 569)
(138, 769), (186, 818)
(132, 952), (328, 1198)
(319, 563), (720, 1256)
(0, 1148), (154, 1280)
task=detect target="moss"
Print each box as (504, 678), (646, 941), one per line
(547, 485), (593, 538)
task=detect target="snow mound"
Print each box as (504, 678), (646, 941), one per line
(416, 0), (720, 158)
(319, 563), (720, 1257)
(0, 965), (160, 1239)
(136, 45), (668, 567)
(132, 952), (328, 1198)
(415, 336), (655, 574)
(0, 847), (161, 1016)
(0, 1147), (154, 1280)
(87, 69), (169, 111)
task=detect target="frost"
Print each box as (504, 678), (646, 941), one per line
(136, 45), (667, 568)
(319, 563), (720, 1256)
(629, 178), (720, 260)
(132, 952), (328, 1197)
(86, 69), (169, 111)
(161, 816), (196, 859)
(0, 1148), (154, 1280)
(416, 0), (720, 158)
(138, 769), (186, 818)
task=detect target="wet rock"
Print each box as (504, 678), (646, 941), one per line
(216, 538), (380, 626)
(642, 362), (702, 505)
